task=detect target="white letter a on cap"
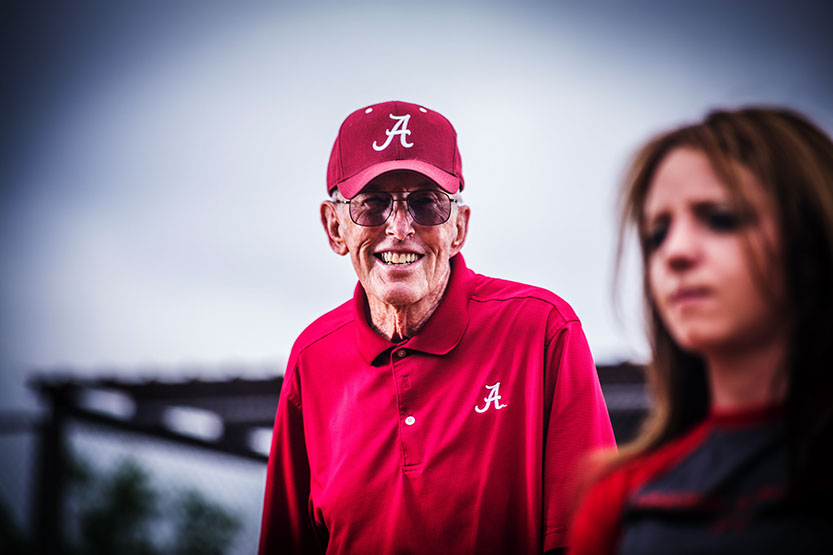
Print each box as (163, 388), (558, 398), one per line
(373, 114), (414, 151)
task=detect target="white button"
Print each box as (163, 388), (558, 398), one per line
(397, 349), (407, 358)
(365, 107), (373, 113)
(405, 416), (416, 426)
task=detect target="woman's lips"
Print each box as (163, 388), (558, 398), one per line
(669, 287), (711, 307)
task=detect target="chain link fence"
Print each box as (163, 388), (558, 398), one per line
(63, 420), (266, 555)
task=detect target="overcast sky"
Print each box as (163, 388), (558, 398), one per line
(2, 1), (833, 411)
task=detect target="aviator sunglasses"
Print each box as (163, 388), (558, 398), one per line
(334, 190), (458, 227)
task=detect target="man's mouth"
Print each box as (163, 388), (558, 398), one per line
(375, 252), (423, 266)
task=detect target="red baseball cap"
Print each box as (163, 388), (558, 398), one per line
(326, 101), (464, 199)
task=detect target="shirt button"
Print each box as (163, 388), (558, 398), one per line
(397, 349), (408, 358)
(405, 416), (416, 426)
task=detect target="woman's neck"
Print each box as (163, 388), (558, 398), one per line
(705, 333), (789, 411)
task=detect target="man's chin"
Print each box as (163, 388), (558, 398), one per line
(368, 285), (425, 309)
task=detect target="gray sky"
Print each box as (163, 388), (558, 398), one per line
(2, 1), (833, 411)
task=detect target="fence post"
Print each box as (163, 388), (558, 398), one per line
(33, 383), (70, 555)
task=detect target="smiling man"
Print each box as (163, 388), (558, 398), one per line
(258, 101), (615, 555)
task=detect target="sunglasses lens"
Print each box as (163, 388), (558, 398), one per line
(408, 191), (451, 225)
(350, 193), (392, 226)
(349, 191), (452, 226)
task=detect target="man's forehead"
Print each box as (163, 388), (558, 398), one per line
(359, 171), (441, 193)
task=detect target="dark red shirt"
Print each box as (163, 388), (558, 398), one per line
(259, 255), (615, 554)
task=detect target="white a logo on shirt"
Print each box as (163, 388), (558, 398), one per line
(373, 114), (414, 151)
(474, 382), (507, 413)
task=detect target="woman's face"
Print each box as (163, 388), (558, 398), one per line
(643, 148), (785, 357)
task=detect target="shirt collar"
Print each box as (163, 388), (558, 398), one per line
(353, 253), (475, 364)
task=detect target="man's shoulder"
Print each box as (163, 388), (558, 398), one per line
(291, 299), (355, 356)
(470, 272), (579, 323)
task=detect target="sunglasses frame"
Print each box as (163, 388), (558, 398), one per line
(334, 190), (458, 227)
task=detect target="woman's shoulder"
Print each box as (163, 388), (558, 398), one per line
(614, 422), (713, 488)
(580, 424), (705, 489)
(569, 425), (712, 554)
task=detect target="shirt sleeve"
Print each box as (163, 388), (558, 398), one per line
(543, 319), (617, 552)
(258, 364), (322, 554)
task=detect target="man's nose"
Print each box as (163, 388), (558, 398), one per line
(386, 199), (415, 240)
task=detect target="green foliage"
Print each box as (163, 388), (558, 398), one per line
(74, 459), (161, 555)
(66, 453), (242, 555)
(171, 490), (242, 555)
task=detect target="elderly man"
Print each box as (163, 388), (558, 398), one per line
(259, 101), (615, 554)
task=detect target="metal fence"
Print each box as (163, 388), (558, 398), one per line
(63, 420), (266, 555)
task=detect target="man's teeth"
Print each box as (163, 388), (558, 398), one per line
(381, 252), (419, 265)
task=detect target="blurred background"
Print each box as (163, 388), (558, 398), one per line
(2, 1), (832, 553)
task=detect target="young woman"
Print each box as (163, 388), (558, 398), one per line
(569, 107), (833, 554)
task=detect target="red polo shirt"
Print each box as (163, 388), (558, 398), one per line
(259, 255), (615, 554)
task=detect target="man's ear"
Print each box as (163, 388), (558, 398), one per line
(449, 204), (470, 257)
(321, 201), (349, 256)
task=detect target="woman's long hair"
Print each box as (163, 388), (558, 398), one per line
(616, 107), (833, 498)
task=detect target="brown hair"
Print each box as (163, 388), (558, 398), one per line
(617, 107), (833, 496)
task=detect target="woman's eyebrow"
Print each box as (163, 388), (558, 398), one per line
(642, 208), (668, 228)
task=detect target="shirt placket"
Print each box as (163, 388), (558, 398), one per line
(390, 347), (424, 471)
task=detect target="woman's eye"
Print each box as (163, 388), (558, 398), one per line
(643, 225), (668, 252)
(703, 208), (743, 232)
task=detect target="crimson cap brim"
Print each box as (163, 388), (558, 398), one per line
(333, 161), (461, 199)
